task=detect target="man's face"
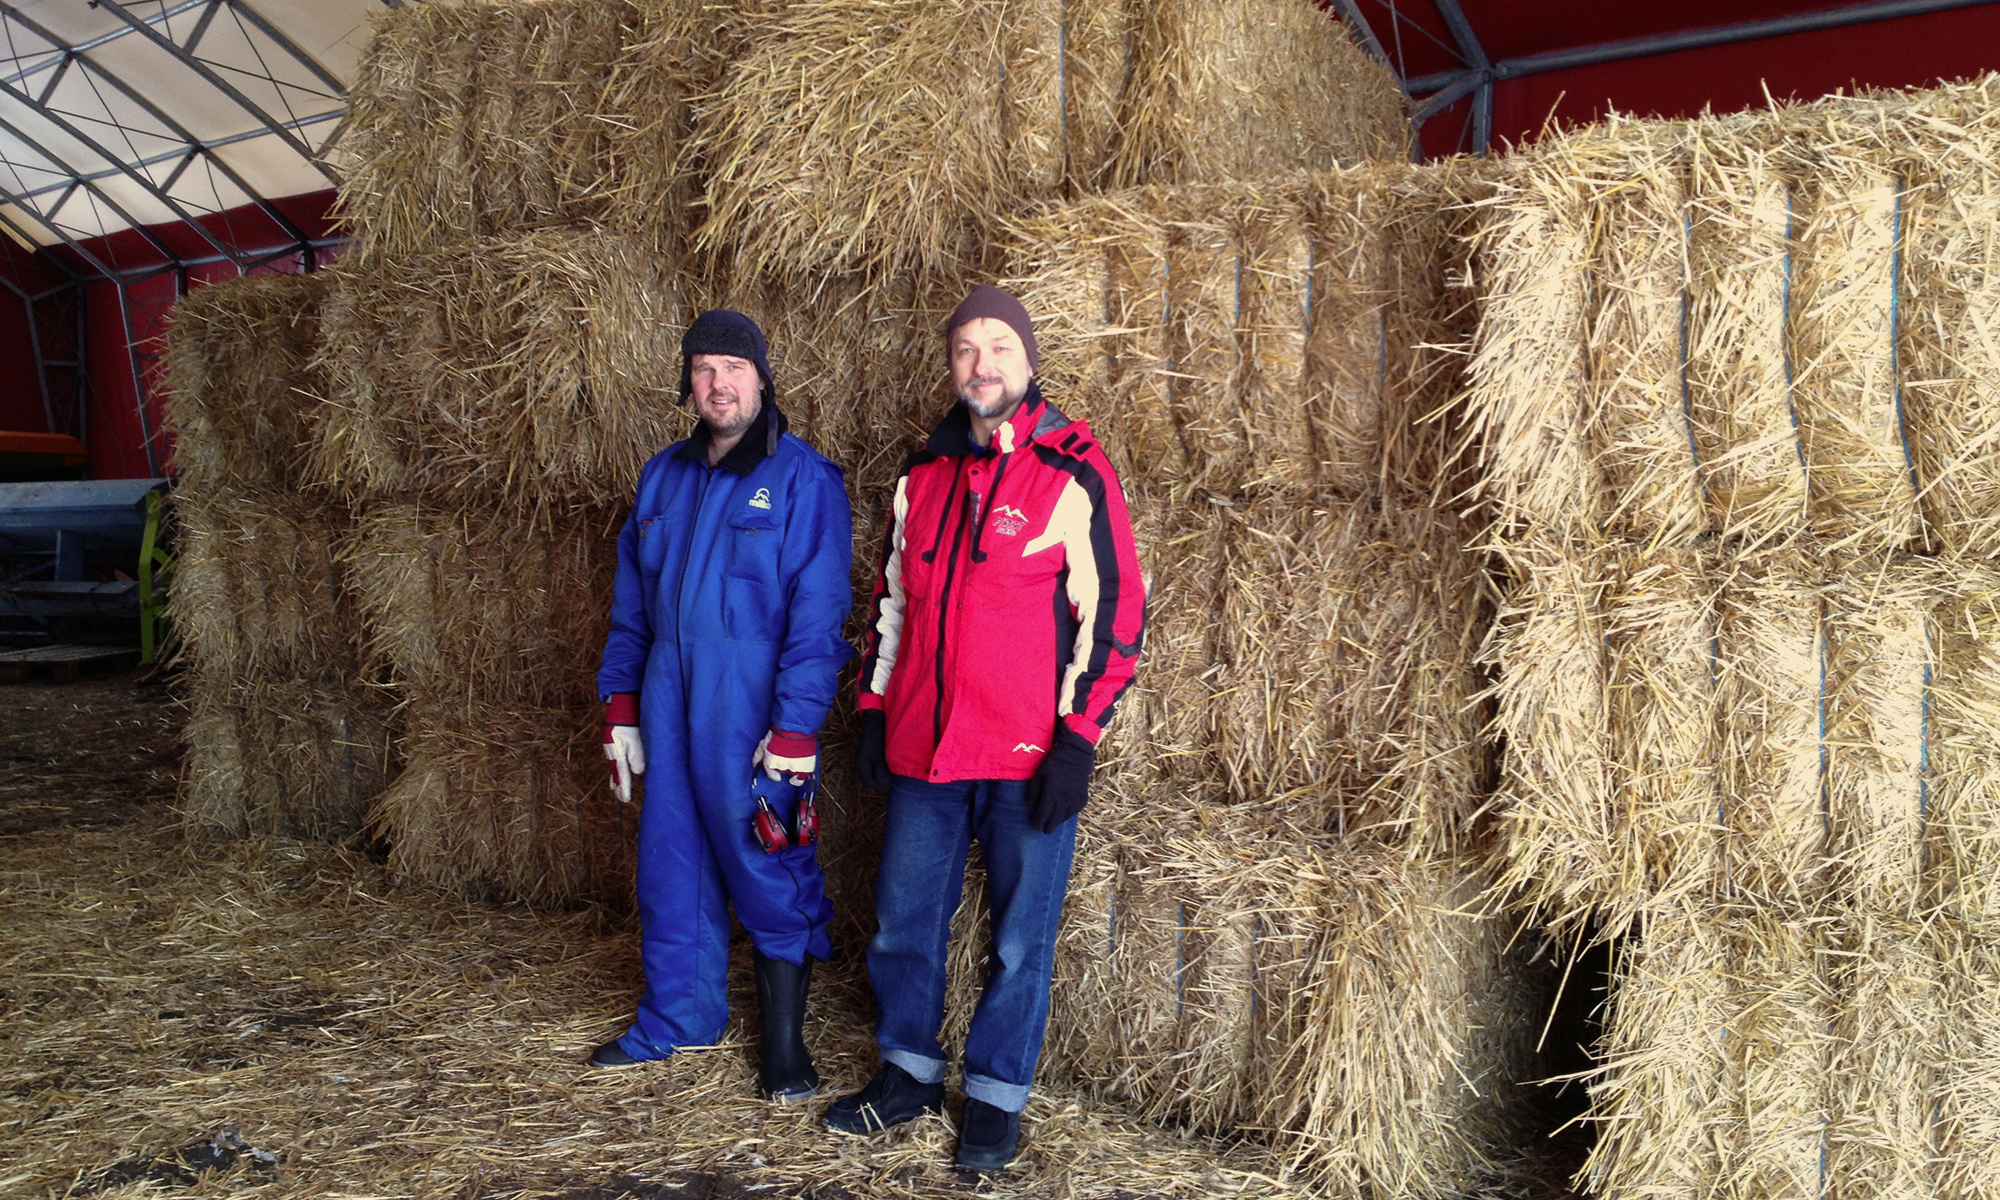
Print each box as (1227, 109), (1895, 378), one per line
(951, 317), (1032, 421)
(689, 353), (763, 442)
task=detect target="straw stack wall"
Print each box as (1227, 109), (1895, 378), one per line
(1460, 100), (1998, 556)
(163, 272), (396, 843)
(692, 0), (1405, 286)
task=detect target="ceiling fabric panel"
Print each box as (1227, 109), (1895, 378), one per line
(0, 0), (387, 275)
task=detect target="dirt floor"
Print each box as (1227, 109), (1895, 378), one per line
(0, 671), (1328, 1200)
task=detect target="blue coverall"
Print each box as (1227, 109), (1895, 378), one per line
(598, 420), (853, 1058)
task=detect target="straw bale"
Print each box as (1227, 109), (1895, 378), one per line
(344, 499), (620, 715)
(1900, 155), (2000, 558)
(1092, 0), (1407, 191)
(1212, 497), (1486, 849)
(180, 669), (398, 845)
(1935, 926), (2000, 1200)
(1823, 914), (1944, 1200)
(1686, 127), (1811, 547)
(1590, 136), (1708, 543)
(169, 486), (361, 679)
(1096, 489), (1226, 798)
(1004, 164), (1482, 503)
(1032, 798), (1540, 1197)
(1485, 537), (1615, 931)
(1459, 155), (1598, 538)
(1714, 545), (1831, 909)
(1162, 196), (1249, 493)
(372, 698), (632, 906)
(311, 228), (686, 509)
(1603, 545), (1721, 912)
(1928, 566), (2000, 932)
(1726, 909), (1835, 1200)
(1821, 555), (1936, 916)
(691, 0), (1402, 285)
(333, 0), (751, 264)
(1787, 153), (1925, 554)
(1580, 907), (1735, 1200)
(1007, 191), (1185, 488)
(163, 273), (329, 493)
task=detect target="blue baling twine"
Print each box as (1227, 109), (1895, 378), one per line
(1785, 192), (1807, 476)
(1679, 211), (1702, 471)
(1891, 178), (1923, 509)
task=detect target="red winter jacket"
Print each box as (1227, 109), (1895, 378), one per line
(858, 383), (1145, 783)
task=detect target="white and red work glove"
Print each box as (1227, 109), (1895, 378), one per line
(603, 693), (645, 804)
(753, 728), (817, 782)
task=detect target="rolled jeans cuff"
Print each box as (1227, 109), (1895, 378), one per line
(963, 1072), (1030, 1113)
(881, 1047), (948, 1086)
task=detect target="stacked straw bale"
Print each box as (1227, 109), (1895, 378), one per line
(691, 0), (1407, 285)
(331, 0), (768, 264)
(1004, 166), (1493, 851)
(323, 4), (1544, 1191)
(937, 800), (1540, 1198)
(163, 273), (396, 843)
(936, 161), (1552, 1197)
(1459, 80), (2000, 1200)
(310, 234), (667, 901)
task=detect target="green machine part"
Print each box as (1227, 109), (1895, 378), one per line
(138, 489), (173, 665)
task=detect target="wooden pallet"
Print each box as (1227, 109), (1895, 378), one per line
(0, 644), (141, 684)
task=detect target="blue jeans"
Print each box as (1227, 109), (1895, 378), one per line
(866, 775), (1079, 1112)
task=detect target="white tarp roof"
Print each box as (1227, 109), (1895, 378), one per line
(0, 0), (400, 266)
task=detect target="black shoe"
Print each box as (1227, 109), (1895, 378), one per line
(954, 1098), (1022, 1171)
(753, 951), (819, 1102)
(822, 1062), (945, 1133)
(588, 1038), (641, 1069)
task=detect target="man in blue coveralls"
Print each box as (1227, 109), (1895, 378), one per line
(592, 309), (854, 1103)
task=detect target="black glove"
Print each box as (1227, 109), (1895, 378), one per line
(854, 710), (892, 792)
(1026, 725), (1096, 833)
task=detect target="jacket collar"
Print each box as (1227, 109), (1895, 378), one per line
(674, 402), (790, 475)
(925, 380), (1068, 458)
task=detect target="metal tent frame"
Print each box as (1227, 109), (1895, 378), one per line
(1332, 0), (2000, 158)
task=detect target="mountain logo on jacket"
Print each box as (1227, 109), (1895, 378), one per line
(750, 487), (772, 510)
(992, 505), (1029, 537)
(1012, 742), (1044, 753)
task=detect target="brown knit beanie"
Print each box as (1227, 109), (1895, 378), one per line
(945, 284), (1039, 374)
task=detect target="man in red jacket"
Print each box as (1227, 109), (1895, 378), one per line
(825, 285), (1145, 1170)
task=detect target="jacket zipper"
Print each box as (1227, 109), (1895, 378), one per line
(931, 457), (971, 750)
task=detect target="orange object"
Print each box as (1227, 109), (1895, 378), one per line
(0, 431), (90, 466)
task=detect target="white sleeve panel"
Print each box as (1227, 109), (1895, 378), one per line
(866, 475), (912, 696)
(1045, 477), (1101, 717)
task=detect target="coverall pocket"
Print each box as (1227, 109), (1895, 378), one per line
(724, 508), (780, 640)
(636, 516), (667, 572)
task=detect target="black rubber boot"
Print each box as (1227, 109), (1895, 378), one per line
(823, 1062), (946, 1133)
(754, 951), (819, 1102)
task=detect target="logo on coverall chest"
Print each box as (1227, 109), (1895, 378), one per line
(750, 487), (772, 510)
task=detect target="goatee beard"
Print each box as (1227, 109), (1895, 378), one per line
(960, 379), (1027, 420)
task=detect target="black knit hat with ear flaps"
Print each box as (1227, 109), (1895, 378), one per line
(678, 310), (776, 407)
